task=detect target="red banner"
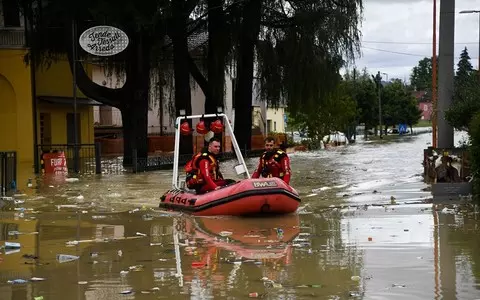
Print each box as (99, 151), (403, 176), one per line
(42, 152), (68, 175)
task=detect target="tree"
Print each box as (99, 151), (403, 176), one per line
(283, 79), (357, 148)
(344, 68), (377, 134)
(454, 47), (476, 105)
(456, 47), (474, 85)
(24, 0), (201, 167)
(446, 46), (480, 132)
(409, 57), (438, 102)
(382, 79), (422, 130)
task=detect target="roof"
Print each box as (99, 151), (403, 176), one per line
(38, 96), (103, 106)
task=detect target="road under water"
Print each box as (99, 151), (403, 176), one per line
(1, 131), (479, 300)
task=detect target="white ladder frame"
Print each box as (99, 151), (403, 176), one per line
(172, 113), (251, 189)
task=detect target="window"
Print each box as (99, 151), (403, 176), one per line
(274, 121), (277, 132)
(2, 0), (21, 27)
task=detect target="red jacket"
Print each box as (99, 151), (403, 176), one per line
(252, 149), (291, 184)
(185, 151), (223, 191)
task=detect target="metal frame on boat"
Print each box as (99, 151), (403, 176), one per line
(172, 113), (250, 189)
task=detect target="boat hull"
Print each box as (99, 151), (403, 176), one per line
(159, 177), (301, 216)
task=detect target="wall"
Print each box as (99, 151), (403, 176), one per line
(418, 102), (432, 121)
(36, 59), (95, 146)
(36, 58), (89, 98)
(38, 103), (94, 145)
(0, 48), (34, 164)
(266, 107), (286, 133)
(90, 65), (236, 134)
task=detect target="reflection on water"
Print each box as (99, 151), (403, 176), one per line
(2, 131), (480, 299)
(2, 204), (480, 299)
(0, 212), (363, 299)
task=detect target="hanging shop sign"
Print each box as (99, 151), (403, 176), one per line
(79, 26), (129, 56)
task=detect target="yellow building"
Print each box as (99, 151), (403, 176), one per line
(0, 6), (96, 178)
(252, 105), (286, 134)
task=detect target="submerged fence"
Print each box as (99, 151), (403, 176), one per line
(36, 144), (264, 175)
(0, 152), (16, 196)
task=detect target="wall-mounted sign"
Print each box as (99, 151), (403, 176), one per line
(79, 26), (129, 56)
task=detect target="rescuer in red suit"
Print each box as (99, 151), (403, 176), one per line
(185, 137), (234, 194)
(252, 137), (291, 185)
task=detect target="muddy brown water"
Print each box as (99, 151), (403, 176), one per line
(1, 131), (479, 299)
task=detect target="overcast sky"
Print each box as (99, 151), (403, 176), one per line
(348, 0), (480, 82)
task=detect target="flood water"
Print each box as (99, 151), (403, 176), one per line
(2, 131), (480, 299)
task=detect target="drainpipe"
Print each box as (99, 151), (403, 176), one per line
(25, 3), (39, 173)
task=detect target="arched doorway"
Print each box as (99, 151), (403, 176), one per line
(0, 74), (18, 151)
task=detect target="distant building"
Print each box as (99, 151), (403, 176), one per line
(418, 102), (432, 121)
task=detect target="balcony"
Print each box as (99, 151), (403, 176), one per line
(0, 27), (26, 49)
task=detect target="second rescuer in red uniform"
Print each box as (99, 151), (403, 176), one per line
(252, 137), (291, 184)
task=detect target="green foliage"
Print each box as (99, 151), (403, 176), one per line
(256, 0), (363, 115)
(446, 47), (480, 133)
(382, 79), (422, 127)
(469, 112), (480, 198)
(285, 79), (357, 147)
(410, 57), (437, 93)
(344, 68), (377, 128)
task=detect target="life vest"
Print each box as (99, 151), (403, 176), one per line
(260, 149), (287, 179)
(185, 151), (220, 189)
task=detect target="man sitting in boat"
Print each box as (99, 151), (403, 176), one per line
(185, 137), (233, 194)
(252, 137), (291, 185)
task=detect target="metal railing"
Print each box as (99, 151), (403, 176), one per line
(0, 28), (26, 48)
(38, 144), (100, 175)
(0, 152), (17, 196)
(36, 144), (264, 175)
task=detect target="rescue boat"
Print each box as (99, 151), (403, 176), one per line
(159, 113), (301, 216)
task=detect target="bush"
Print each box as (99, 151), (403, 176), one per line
(469, 112), (480, 199)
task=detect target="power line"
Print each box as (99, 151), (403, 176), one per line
(362, 40), (478, 45)
(360, 46), (478, 60)
(361, 46), (426, 57)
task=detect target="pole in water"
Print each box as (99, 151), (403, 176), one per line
(72, 19), (79, 173)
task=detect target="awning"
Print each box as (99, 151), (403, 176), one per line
(38, 96), (104, 106)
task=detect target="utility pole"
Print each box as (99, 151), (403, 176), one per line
(372, 71), (383, 139)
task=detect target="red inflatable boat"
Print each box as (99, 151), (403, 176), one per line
(159, 177), (301, 216)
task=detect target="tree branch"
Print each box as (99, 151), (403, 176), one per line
(67, 21), (122, 108)
(188, 54), (210, 98)
(185, 0), (199, 16)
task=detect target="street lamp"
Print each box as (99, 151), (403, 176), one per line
(382, 72), (388, 81)
(459, 10), (480, 69)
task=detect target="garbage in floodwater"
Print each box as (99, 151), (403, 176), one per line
(119, 290), (133, 295)
(5, 242), (21, 249)
(7, 279), (28, 284)
(142, 214), (154, 221)
(219, 231), (233, 237)
(351, 276), (361, 281)
(129, 265), (144, 272)
(441, 207), (456, 214)
(65, 178), (80, 183)
(30, 277), (46, 281)
(56, 254), (80, 263)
